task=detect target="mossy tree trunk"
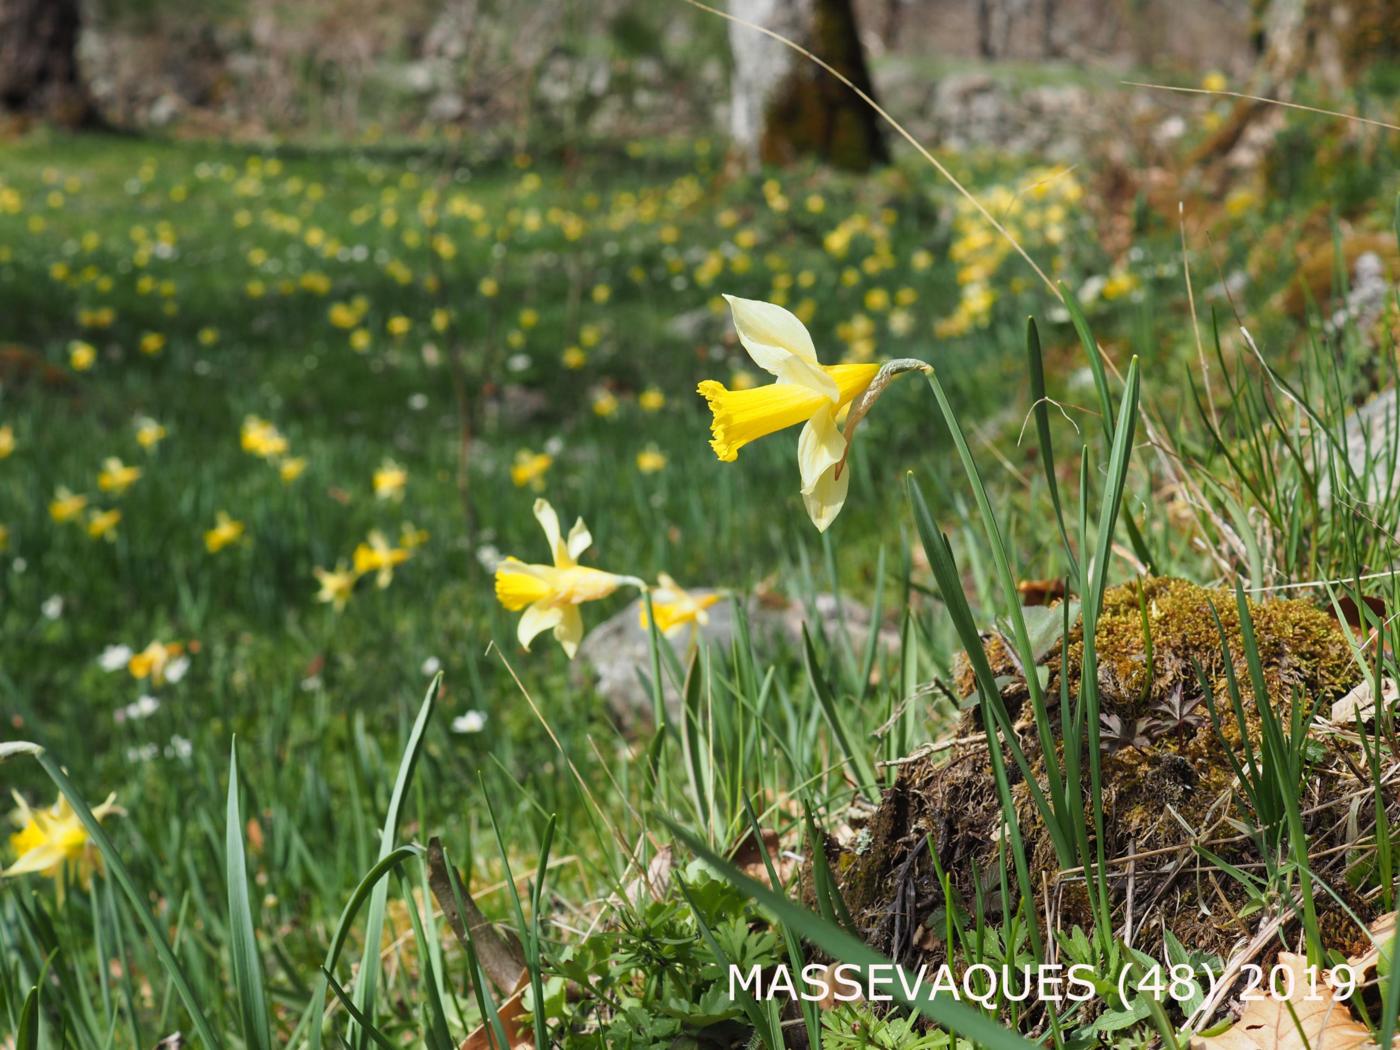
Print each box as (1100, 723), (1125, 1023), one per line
(727, 0), (888, 172)
(0, 0), (98, 128)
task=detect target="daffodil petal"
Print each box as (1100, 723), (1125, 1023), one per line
(518, 602), (564, 650)
(797, 404), (846, 495)
(532, 498), (567, 565)
(3, 843), (66, 877)
(802, 462), (850, 533)
(723, 294), (838, 400)
(723, 294), (817, 362)
(566, 517), (592, 561)
(555, 605), (584, 659)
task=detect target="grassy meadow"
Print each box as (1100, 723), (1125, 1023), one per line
(1, 87), (1399, 1049)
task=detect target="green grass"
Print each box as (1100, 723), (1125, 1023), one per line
(0, 116), (1397, 1048)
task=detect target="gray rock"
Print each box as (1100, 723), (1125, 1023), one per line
(576, 591), (898, 728)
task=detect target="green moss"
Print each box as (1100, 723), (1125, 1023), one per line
(1074, 576), (1356, 718)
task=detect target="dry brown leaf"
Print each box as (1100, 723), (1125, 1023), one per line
(732, 827), (798, 888)
(1347, 911), (1398, 981)
(1191, 953), (1380, 1050)
(459, 979), (530, 1050)
(426, 837), (527, 997)
(1330, 679), (1398, 726)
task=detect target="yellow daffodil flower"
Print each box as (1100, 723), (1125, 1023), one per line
(373, 459), (407, 501)
(204, 511), (246, 553)
(241, 416), (288, 459)
(353, 529), (410, 588)
(510, 450), (553, 489)
(0, 424), (12, 458)
(494, 499), (635, 658)
(636, 446), (667, 474)
(639, 388), (666, 412)
(87, 508), (121, 540)
(640, 574), (721, 638)
(0, 524), (8, 551)
(49, 487), (86, 523)
(278, 456), (306, 483)
(697, 294), (879, 531)
(134, 416), (166, 449)
(69, 340), (96, 371)
(314, 562), (356, 611)
(128, 641), (185, 685)
(592, 391), (619, 418)
(6, 791), (121, 903)
(400, 524), (429, 552)
(97, 457), (141, 494)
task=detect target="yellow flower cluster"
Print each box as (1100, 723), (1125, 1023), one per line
(314, 523), (425, 612)
(937, 166), (1084, 338)
(49, 441), (163, 542)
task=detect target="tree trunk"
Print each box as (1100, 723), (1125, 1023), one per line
(977, 0), (995, 57)
(1042, 0), (1060, 56)
(0, 0), (97, 127)
(727, 0), (888, 172)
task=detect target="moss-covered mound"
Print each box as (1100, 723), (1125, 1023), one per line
(838, 577), (1378, 966)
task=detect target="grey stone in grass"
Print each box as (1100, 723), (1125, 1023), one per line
(576, 592), (898, 728)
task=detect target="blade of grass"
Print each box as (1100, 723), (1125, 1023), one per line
(303, 844), (422, 1049)
(350, 672), (441, 1047)
(225, 739), (273, 1050)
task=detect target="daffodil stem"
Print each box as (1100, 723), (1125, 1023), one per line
(836, 358), (931, 480)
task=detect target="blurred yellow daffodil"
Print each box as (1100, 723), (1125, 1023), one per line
(0, 424), (12, 459)
(494, 499), (637, 658)
(636, 445), (667, 474)
(97, 457), (141, 494)
(134, 416), (167, 449)
(510, 450), (553, 489)
(69, 340), (96, 371)
(128, 641), (186, 685)
(204, 511), (246, 553)
(278, 456), (306, 483)
(640, 574), (721, 638)
(353, 529), (410, 588)
(697, 294), (878, 531)
(314, 562), (356, 611)
(49, 487), (86, 523)
(87, 508), (121, 540)
(241, 416), (288, 459)
(373, 458), (407, 501)
(5, 791), (122, 903)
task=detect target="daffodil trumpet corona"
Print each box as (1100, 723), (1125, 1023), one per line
(698, 294), (925, 531)
(494, 498), (642, 658)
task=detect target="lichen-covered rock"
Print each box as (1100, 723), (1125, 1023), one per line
(844, 577), (1369, 965)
